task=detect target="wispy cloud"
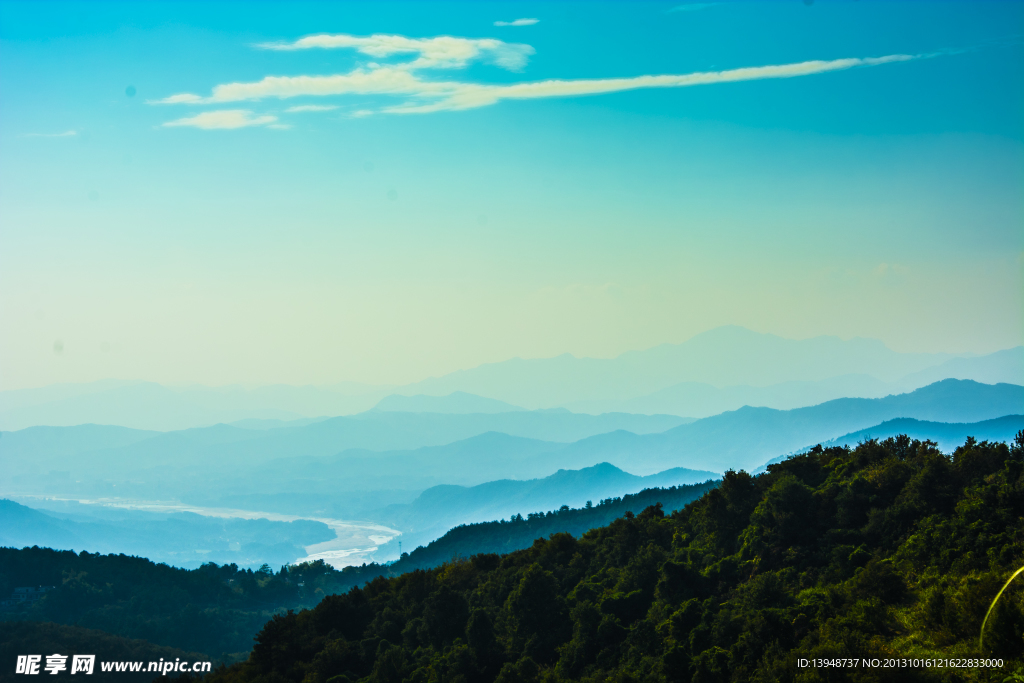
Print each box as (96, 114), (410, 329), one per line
(22, 130), (78, 138)
(667, 3), (719, 13)
(389, 55), (920, 114)
(256, 33), (534, 71)
(156, 53), (921, 116)
(155, 30), (934, 127)
(285, 104), (339, 113)
(162, 109), (278, 129)
(494, 18), (539, 27)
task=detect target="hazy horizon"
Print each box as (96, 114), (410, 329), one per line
(2, 325), (1022, 394)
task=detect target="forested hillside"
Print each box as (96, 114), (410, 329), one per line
(382, 481), (720, 573)
(0, 484), (714, 663)
(203, 433), (1024, 683)
(0, 549), (303, 661)
(0, 621), (204, 683)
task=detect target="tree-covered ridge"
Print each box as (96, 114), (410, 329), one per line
(0, 549), (305, 661)
(354, 481), (719, 582)
(205, 433), (1024, 683)
(0, 484), (715, 662)
(0, 621), (205, 683)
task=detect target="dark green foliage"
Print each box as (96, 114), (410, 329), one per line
(0, 548), (317, 661)
(389, 482), (720, 573)
(203, 432), (1024, 682)
(0, 621), (205, 683)
(1, 486), (713, 667)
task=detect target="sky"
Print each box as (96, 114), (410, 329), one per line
(1, 1), (1022, 390)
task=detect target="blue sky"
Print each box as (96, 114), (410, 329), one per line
(1, 1), (1022, 389)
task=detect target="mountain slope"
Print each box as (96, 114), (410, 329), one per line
(402, 326), (963, 408)
(895, 345), (1024, 389)
(4, 327), (993, 429)
(0, 410), (690, 488)
(566, 374), (894, 417)
(199, 434), (1024, 683)
(0, 622), (207, 682)
(371, 462), (718, 550)
(824, 414), (1024, 452)
(0, 499), (83, 550)
(380, 480), (721, 575)
(373, 391), (525, 414)
(0, 546), (322, 661)
(6, 381), (1018, 520)
(549, 379), (1024, 474)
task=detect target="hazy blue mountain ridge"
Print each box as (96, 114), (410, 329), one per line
(373, 391), (525, 413)
(894, 346), (1022, 390)
(564, 348), (1023, 417)
(543, 379), (1024, 474)
(3, 328), (1018, 430)
(566, 373), (893, 417)
(0, 410), (690, 488)
(401, 326), (967, 409)
(823, 414), (1024, 452)
(754, 414), (1024, 473)
(370, 461), (718, 550)
(3, 380), (1020, 507)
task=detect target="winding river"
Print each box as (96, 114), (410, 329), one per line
(12, 494), (402, 569)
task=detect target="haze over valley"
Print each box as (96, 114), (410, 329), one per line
(2, 328), (1021, 570)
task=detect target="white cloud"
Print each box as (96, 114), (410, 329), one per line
(22, 130), (78, 138)
(156, 93), (205, 104)
(155, 53), (920, 116)
(162, 109), (278, 129)
(154, 27), (931, 126)
(393, 54), (918, 113)
(494, 18), (539, 27)
(155, 67), (450, 105)
(257, 33), (535, 71)
(285, 104), (339, 113)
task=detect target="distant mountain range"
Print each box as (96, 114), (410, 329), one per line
(2, 380), (1020, 508)
(0, 460), (719, 570)
(400, 327), (1021, 410)
(540, 379), (1024, 474)
(823, 414), (1024, 453)
(1, 327), (1019, 430)
(3, 387), (1022, 569)
(895, 348), (1023, 389)
(754, 414), (1024, 473)
(566, 373), (893, 417)
(381, 480), (721, 575)
(566, 346), (1023, 417)
(370, 462), (718, 549)
(373, 391), (525, 414)
(0, 410), (690, 489)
